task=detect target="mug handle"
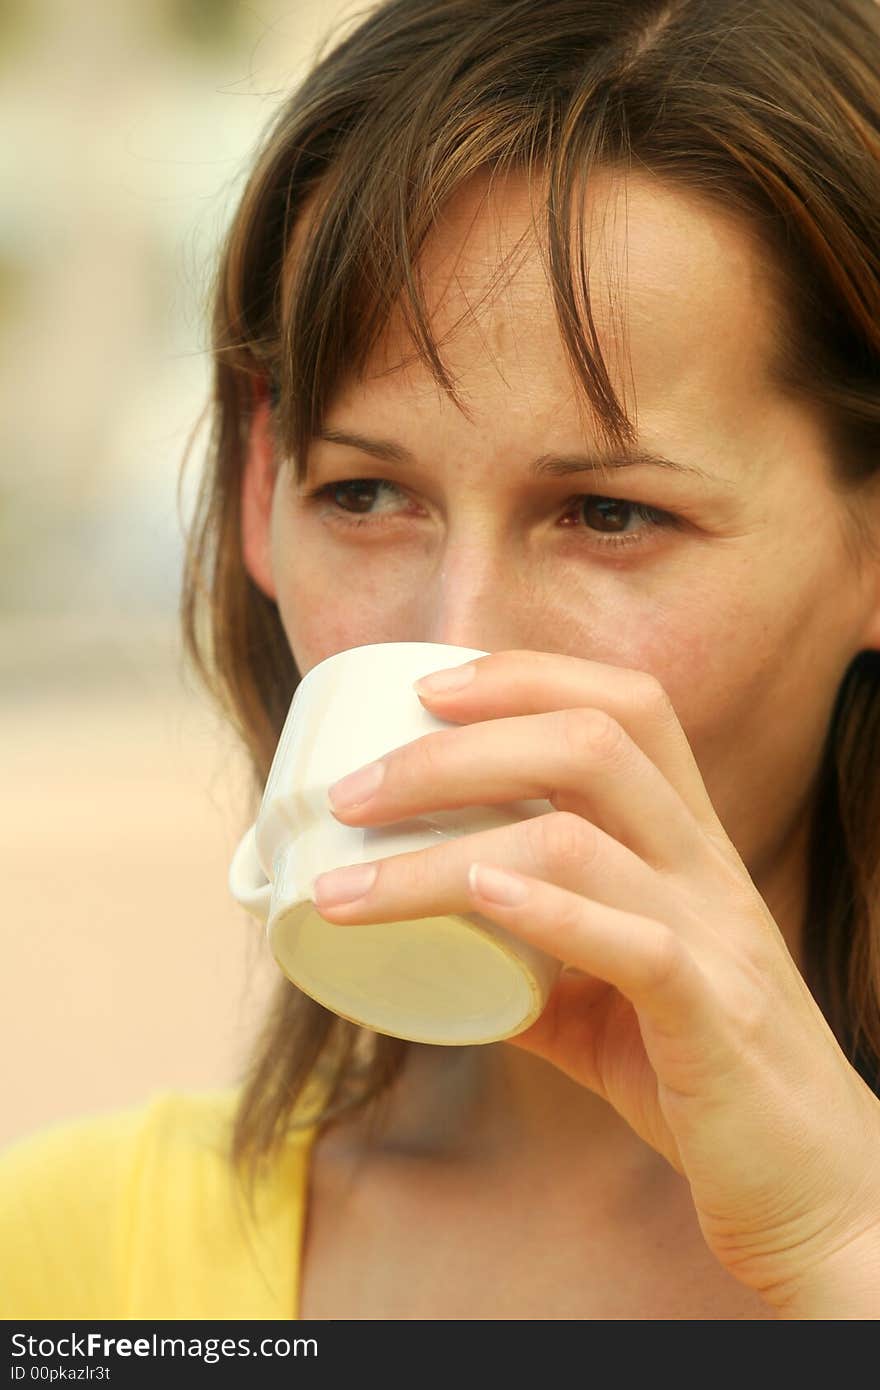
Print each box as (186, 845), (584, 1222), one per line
(228, 823), (272, 922)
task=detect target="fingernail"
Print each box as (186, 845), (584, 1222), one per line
(314, 862), (378, 908)
(328, 759), (386, 810)
(414, 663), (476, 697)
(468, 862), (529, 906)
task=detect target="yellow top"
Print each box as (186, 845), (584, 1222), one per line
(0, 1086), (323, 1320)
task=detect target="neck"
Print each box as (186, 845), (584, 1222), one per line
(332, 1035), (666, 1197)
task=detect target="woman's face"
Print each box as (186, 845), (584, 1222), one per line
(241, 169), (880, 923)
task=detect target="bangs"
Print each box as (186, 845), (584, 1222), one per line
(271, 89), (639, 489)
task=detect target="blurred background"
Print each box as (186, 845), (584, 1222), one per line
(1, 0), (363, 1146)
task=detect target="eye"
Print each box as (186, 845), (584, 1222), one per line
(302, 477), (679, 552)
(309, 478), (400, 517)
(554, 494), (679, 550)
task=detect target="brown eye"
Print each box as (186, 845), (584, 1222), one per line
(326, 480), (383, 513)
(556, 495), (674, 550)
(581, 498), (635, 533)
(560, 496), (663, 536)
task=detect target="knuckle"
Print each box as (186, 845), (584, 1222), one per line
(559, 706), (626, 764)
(528, 810), (595, 872)
(638, 924), (686, 994)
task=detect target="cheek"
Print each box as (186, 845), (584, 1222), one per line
(269, 521), (415, 677)
(662, 539), (852, 751)
(625, 554), (850, 864)
(599, 570), (797, 759)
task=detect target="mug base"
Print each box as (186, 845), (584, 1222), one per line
(268, 899), (552, 1045)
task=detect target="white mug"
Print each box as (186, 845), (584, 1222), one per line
(228, 641), (562, 1045)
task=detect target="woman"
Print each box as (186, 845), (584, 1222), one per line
(3, 0), (880, 1320)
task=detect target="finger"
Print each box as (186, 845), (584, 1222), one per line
(312, 807), (674, 927)
(463, 858), (705, 1039)
(414, 649), (725, 843)
(332, 707), (710, 872)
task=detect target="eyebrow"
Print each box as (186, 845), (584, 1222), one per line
(314, 427), (718, 482)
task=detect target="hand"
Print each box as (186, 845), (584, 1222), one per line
(314, 649), (880, 1317)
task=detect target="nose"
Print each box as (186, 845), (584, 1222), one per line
(416, 540), (544, 654)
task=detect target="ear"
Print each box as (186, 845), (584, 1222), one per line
(241, 390), (279, 601)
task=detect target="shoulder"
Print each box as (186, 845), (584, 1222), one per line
(0, 1086), (319, 1319)
(0, 1090), (230, 1319)
(0, 1089), (187, 1213)
(0, 1088), (244, 1206)
(0, 1084), (319, 1188)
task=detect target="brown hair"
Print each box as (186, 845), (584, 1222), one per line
(178, 0), (880, 1200)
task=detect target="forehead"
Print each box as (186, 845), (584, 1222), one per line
(291, 167), (784, 446)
